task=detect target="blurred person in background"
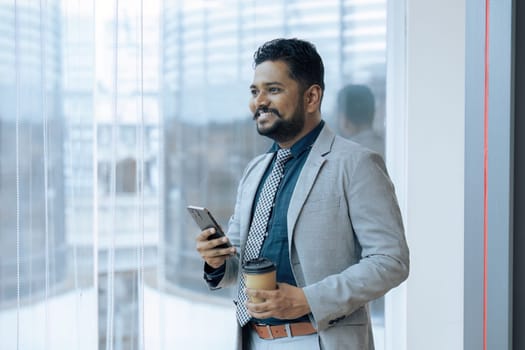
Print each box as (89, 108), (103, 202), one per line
(337, 84), (385, 158)
(194, 38), (409, 350)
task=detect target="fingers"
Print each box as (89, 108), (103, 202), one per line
(245, 294), (274, 319)
(195, 228), (236, 268)
(196, 228), (234, 253)
(245, 283), (311, 320)
(195, 227), (218, 242)
(246, 287), (275, 305)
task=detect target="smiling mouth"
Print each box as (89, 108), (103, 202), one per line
(257, 112), (273, 119)
(254, 108), (280, 120)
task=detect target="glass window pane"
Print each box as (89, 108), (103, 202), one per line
(0, 0), (389, 348)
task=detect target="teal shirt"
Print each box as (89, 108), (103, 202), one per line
(253, 120), (324, 325)
(205, 121), (325, 325)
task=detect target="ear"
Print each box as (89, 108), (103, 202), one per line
(304, 85), (322, 113)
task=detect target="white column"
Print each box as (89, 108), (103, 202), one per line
(385, 1), (466, 349)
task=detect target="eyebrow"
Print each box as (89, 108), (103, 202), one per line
(249, 81), (285, 89)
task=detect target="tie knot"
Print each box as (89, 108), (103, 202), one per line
(276, 148), (292, 164)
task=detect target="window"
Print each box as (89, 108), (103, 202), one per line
(0, 0), (388, 348)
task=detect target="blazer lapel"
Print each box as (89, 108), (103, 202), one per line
(287, 125), (335, 248)
(239, 153), (274, 251)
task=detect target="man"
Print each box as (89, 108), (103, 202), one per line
(195, 38), (409, 350)
(337, 84), (385, 157)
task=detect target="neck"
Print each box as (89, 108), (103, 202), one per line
(278, 114), (322, 149)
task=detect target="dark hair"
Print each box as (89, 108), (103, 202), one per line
(253, 38), (325, 92)
(337, 84), (375, 126)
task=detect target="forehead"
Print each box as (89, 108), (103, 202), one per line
(251, 60), (296, 86)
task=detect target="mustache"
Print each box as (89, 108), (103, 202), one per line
(253, 107), (282, 120)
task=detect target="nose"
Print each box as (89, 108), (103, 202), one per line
(253, 91), (269, 109)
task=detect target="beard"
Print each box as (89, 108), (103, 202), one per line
(254, 104), (305, 144)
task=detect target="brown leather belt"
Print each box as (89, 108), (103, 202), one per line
(251, 322), (317, 339)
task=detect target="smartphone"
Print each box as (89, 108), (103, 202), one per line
(186, 205), (231, 249)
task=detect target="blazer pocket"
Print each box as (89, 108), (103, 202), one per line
(301, 195), (342, 214)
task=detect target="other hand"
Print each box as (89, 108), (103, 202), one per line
(245, 282), (311, 320)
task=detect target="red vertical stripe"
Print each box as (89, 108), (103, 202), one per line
(483, 1), (490, 350)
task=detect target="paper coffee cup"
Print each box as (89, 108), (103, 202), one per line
(242, 258), (277, 303)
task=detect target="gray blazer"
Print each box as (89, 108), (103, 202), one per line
(217, 124), (409, 349)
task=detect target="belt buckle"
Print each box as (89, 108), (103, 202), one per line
(284, 323), (292, 337)
(265, 325), (274, 340)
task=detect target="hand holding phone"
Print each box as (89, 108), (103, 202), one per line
(187, 205), (232, 249)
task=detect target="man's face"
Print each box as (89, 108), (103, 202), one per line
(249, 60), (305, 143)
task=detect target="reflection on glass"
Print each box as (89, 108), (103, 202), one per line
(337, 83), (385, 157)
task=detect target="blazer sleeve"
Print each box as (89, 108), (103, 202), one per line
(203, 153), (269, 290)
(206, 155), (261, 290)
(212, 188), (242, 290)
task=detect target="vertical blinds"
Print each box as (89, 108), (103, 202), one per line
(0, 1), (387, 349)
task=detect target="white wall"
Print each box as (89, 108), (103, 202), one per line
(386, 0), (466, 349)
